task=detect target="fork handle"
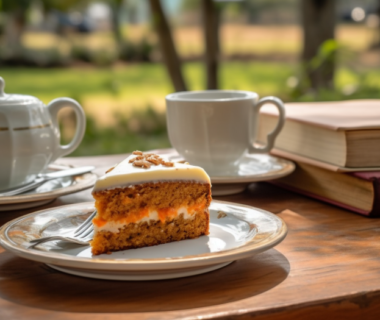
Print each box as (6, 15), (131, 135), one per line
(29, 236), (89, 248)
(29, 236), (65, 248)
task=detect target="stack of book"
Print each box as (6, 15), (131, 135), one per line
(258, 100), (380, 217)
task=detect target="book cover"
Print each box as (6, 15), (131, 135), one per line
(271, 163), (380, 217)
(259, 99), (380, 169)
(270, 149), (380, 172)
(261, 99), (380, 131)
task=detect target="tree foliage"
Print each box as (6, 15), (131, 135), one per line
(0, 0), (30, 12)
(41, 0), (86, 12)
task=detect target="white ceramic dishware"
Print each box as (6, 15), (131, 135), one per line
(0, 166), (95, 197)
(0, 77), (86, 191)
(0, 200), (287, 281)
(166, 90), (285, 175)
(150, 148), (295, 195)
(0, 165), (97, 211)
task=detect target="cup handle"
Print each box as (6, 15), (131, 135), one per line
(250, 96), (285, 153)
(47, 98), (86, 162)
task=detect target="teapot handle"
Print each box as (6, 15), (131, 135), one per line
(47, 98), (86, 162)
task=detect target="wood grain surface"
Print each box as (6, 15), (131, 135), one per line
(1, 155), (380, 319)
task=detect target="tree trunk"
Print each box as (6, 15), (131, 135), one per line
(110, 0), (123, 48)
(375, 0), (380, 47)
(4, 9), (26, 61)
(301, 0), (336, 90)
(149, 0), (187, 92)
(202, 0), (220, 90)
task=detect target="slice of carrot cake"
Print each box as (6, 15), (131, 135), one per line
(90, 151), (212, 255)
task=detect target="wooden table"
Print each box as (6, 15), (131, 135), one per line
(1, 154), (380, 320)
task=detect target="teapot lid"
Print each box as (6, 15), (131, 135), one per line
(0, 77), (41, 106)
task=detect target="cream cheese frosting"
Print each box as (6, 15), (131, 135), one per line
(93, 153), (211, 192)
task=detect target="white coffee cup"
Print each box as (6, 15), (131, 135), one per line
(0, 77), (86, 191)
(166, 90), (285, 174)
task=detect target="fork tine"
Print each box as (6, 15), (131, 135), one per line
(74, 209), (96, 236)
(75, 220), (94, 237)
(83, 232), (94, 242)
(78, 226), (94, 239)
(77, 231), (94, 242)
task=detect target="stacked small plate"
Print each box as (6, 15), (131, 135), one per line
(0, 165), (97, 211)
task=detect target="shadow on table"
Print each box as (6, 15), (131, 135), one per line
(0, 248), (289, 313)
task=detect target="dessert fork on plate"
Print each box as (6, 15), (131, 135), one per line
(28, 210), (96, 248)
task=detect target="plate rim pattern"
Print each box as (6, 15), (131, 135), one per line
(0, 200), (287, 271)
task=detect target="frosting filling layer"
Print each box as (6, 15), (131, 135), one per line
(93, 207), (204, 233)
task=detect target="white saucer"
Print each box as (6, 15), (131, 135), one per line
(0, 200), (287, 281)
(0, 199), (56, 211)
(0, 166), (97, 211)
(47, 261), (232, 281)
(152, 149), (295, 195)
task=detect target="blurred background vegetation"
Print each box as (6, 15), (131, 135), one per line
(1, 0), (380, 155)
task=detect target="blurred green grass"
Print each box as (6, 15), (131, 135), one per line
(1, 62), (296, 99)
(2, 61), (380, 156)
(2, 61), (379, 105)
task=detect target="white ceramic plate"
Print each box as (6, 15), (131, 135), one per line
(0, 166), (97, 211)
(0, 200), (287, 281)
(151, 149), (295, 195)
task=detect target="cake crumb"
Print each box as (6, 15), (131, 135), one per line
(177, 160), (190, 165)
(105, 166), (115, 174)
(217, 211), (227, 219)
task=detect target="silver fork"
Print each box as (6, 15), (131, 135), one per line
(28, 210), (97, 248)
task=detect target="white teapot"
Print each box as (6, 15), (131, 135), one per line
(0, 77), (86, 191)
